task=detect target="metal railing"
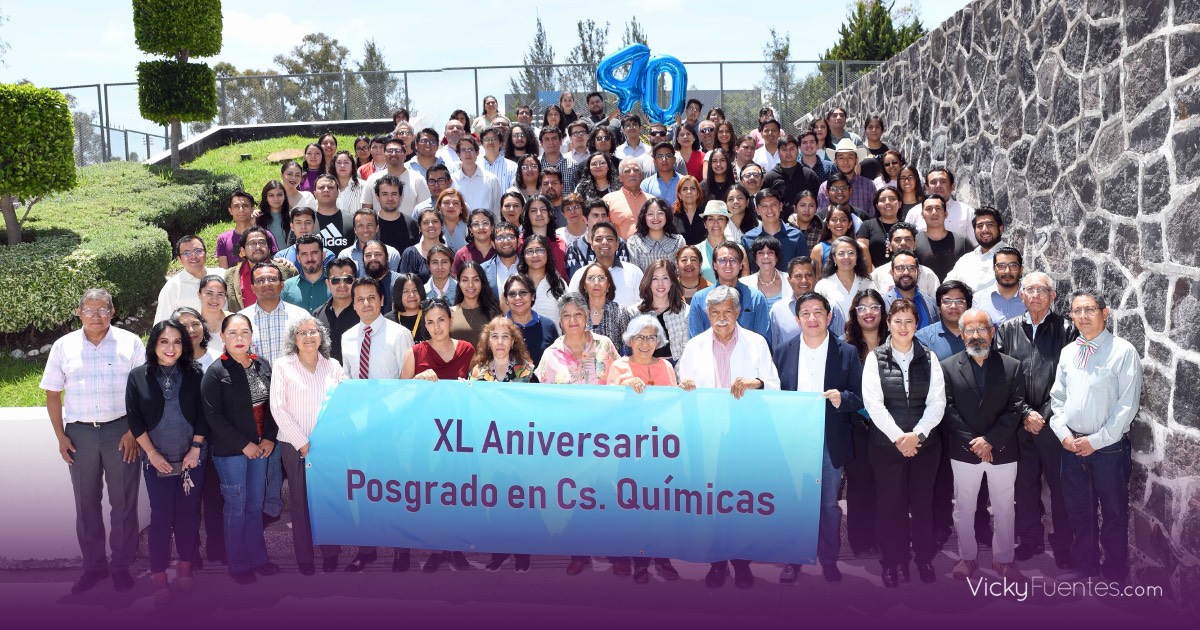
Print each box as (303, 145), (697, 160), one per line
(212, 59), (881, 135)
(50, 83), (171, 166)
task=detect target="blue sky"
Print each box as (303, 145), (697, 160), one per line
(2, 0), (971, 131)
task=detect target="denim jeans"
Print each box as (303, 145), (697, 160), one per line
(212, 454), (270, 575)
(1061, 437), (1131, 580)
(143, 459), (205, 573)
(818, 446), (843, 566)
(263, 447), (284, 518)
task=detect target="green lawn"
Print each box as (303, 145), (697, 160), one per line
(186, 134), (361, 198)
(0, 354), (47, 407)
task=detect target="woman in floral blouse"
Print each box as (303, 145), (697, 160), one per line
(534, 291), (620, 386)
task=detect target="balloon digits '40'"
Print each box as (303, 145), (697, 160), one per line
(595, 44), (689, 125)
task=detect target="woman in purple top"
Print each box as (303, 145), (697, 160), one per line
(298, 143), (325, 192)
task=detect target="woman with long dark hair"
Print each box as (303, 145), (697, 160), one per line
(875, 150), (905, 188)
(280, 160), (317, 212)
(127, 320), (207, 605)
(575, 151), (619, 199)
(385, 273), (431, 342)
(810, 205), (856, 277)
(629, 259), (690, 361)
(674, 123), (704, 181)
(626, 197), (685, 271)
(317, 133), (338, 164)
(586, 125), (616, 157)
(509, 154), (543, 200)
(897, 164), (926, 215)
(450, 261), (503, 344)
(857, 187), (904, 271)
(815, 236), (874, 323)
(518, 234), (567, 325)
(331, 150), (361, 213)
(520, 194), (568, 278)
(398, 208), (446, 284)
(701, 148), (734, 204)
(298, 143), (326, 192)
(842, 289), (888, 561)
(257, 181), (291, 247)
(201, 314), (278, 585)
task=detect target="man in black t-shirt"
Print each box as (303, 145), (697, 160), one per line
(915, 195), (971, 281)
(373, 175), (419, 255)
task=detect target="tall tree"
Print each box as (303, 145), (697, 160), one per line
(133, 0), (221, 168)
(274, 33), (352, 121)
(560, 19), (608, 92)
(353, 39), (403, 118)
(621, 17), (648, 47)
(823, 0), (926, 61)
(211, 62), (279, 125)
(507, 18), (555, 112)
(0, 83), (77, 245)
(757, 28), (804, 128)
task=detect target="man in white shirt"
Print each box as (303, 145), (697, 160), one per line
(477, 127), (517, 190)
(154, 234), (219, 323)
(361, 137), (430, 216)
(903, 168), (977, 246)
(565, 119), (591, 165)
(435, 119), (465, 170)
(567, 222), (644, 308)
(945, 206), (1008, 294)
(341, 276), (414, 380)
(752, 118), (783, 172)
(41, 288), (146, 594)
(677, 284), (780, 393)
(872, 223), (941, 297)
(614, 114), (647, 161)
(450, 136), (502, 221)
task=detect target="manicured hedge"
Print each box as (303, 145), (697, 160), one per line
(137, 60), (218, 125)
(0, 162), (241, 333)
(0, 83), (77, 199)
(132, 0), (223, 58)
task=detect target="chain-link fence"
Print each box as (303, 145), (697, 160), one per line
(207, 60), (881, 135)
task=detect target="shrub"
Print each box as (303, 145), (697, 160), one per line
(131, 0), (222, 58)
(0, 83), (78, 245)
(0, 162), (241, 334)
(137, 60), (218, 125)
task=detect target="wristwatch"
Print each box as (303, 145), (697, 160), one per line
(190, 441), (203, 450)
(917, 432), (927, 443)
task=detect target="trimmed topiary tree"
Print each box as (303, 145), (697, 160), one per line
(0, 83), (78, 246)
(133, 0), (222, 168)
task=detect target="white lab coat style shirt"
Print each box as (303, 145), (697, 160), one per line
(676, 326), (781, 390)
(904, 199), (978, 247)
(340, 315), (415, 379)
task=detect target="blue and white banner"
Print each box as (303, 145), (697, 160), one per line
(306, 380), (824, 564)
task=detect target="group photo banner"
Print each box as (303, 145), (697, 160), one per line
(306, 380), (825, 564)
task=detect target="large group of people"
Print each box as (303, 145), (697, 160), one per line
(43, 97), (1143, 602)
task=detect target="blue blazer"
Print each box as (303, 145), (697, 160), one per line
(773, 334), (864, 469)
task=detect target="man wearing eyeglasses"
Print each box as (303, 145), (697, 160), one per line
(313, 258), (361, 363)
(154, 234), (219, 323)
(1050, 290), (1142, 585)
(405, 128), (444, 179)
(338, 209), (402, 278)
(818, 139), (876, 214)
(940, 308), (1028, 583)
(451, 136), (502, 221)
(995, 273), (1078, 570)
(42, 288), (147, 595)
(410, 164), (454, 217)
(478, 127), (518, 190)
(696, 120), (717, 153)
(565, 120), (592, 167)
(225, 226), (298, 312)
(687, 241), (771, 339)
(539, 127), (576, 195)
(976, 246), (1028, 326)
(275, 207), (336, 270)
(585, 92), (624, 144)
(637, 123), (687, 177)
(669, 98), (703, 141)
(871, 223), (939, 297)
(361, 137), (431, 216)
(639, 141), (681, 207)
(882, 250), (939, 329)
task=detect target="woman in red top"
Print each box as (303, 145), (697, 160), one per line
(399, 297), (474, 573)
(674, 123), (704, 181)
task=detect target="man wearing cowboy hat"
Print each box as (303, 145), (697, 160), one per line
(817, 138), (877, 214)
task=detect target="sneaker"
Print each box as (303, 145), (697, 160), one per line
(514, 555), (531, 573)
(779, 564), (799, 584)
(952, 559), (978, 580)
(70, 569), (109, 594)
(992, 561), (1027, 582)
(485, 554), (507, 572)
(449, 551), (471, 571)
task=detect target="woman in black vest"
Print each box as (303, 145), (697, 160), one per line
(127, 320), (207, 605)
(860, 299), (947, 587)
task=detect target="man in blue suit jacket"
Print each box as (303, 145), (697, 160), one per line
(773, 291), (864, 584)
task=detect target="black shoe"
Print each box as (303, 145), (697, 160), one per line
(322, 557), (339, 573)
(898, 563), (911, 584)
(254, 562), (280, 576)
(514, 555), (531, 573)
(705, 564), (727, 588)
(655, 560), (680, 581)
(633, 567), (650, 584)
(1054, 549), (1074, 570)
(449, 551), (471, 571)
(1015, 543), (1045, 561)
(916, 561), (936, 583)
(70, 569), (109, 594)
(263, 513), (281, 528)
(881, 566), (899, 588)
(977, 530), (993, 548)
(298, 563), (315, 576)
(934, 527), (952, 548)
(822, 563), (842, 583)
(485, 554), (507, 572)
(345, 553), (377, 573)
(733, 564), (754, 590)
(232, 570), (256, 585)
(111, 569), (134, 592)
(422, 552), (446, 573)
(392, 553), (411, 573)
(191, 555), (204, 571)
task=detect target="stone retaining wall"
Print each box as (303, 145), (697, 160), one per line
(804, 0), (1199, 608)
